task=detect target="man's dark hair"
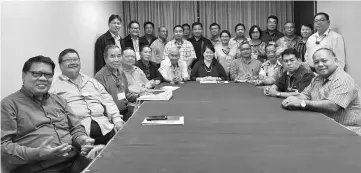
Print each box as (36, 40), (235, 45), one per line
(23, 55), (55, 73)
(144, 21), (155, 29)
(302, 24), (313, 31)
(314, 12), (330, 20)
(173, 25), (183, 32)
(140, 45), (152, 52)
(267, 15), (279, 25)
(265, 44), (276, 51)
(219, 30), (231, 38)
(209, 23), (220, 30)
(281, 48), (300, 59)
(182, 23), (190, 29)
(192, 22), (203, 29)
(234, 23), (246, 32)
(108, 14), (122, 24)
(128, 20), (140, 29)
(249, 25), (263, 39)
(58, 48), (80, 64)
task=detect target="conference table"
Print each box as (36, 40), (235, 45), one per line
(83, 82), (361, 173)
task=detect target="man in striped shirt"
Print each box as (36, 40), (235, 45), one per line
(282, 48), (361, 135)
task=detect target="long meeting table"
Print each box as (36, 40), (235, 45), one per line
(83, 82), (361, 173)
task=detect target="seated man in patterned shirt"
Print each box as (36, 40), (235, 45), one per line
(282, 48), (361, 135)
(1, 56), (96, 173)
(255, 44), (282, 85)
(159, 47), (190, 84)
(264, 48), (315, 98)
(50, 48), (125, 145)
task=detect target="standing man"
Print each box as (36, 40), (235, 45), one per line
(209, 23), (221, 46)
(282, 48), (360, 135)
(182, 23), (192, 39)
(150, 26), (168, 65)
(51, 49), (125, 145)
(2, 56), (95, 173)
(163, 25), (196, 71)
(305, 12), (346, 70)
(139, 21), (157, 46)
(276, 21), (301, 50)
(94, 14), (124, 74)
(261, 15), (284, 44)
(123, 21), (147, 61)
(188, 22), (213, 68)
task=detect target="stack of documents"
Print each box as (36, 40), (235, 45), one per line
(200, 81), (229, 84)
(137, 90), (173, 101)
(141, 116), (184, 125)
(160, 86), (180, 91)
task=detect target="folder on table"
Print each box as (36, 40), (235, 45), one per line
(137, 90), (173, 101)
(141, 116), (184, 125)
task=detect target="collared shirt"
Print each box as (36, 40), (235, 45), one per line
(210, 36), (221, 46)
(293, 39), (307, 62)
(271, 62), (312, 82)
(188, 36), (213, 67)
(229, 57), (262, 81)
(261, 29), (284, 44)
(250, 41), (267, 62)
(139, 35), (158, 46)
(259, 60), (283, 78)
(229, 37), (251, 49)
(158, 59), (189, 82)
(110, 32), (122, 51)
(131, 37), (141, 61)
(190, 59), (227, 81)
(150, 38), (168, 64)
(302, 67), (361, 128)
(123, 66), (149, 94)
(214, 43), (237, 76)
(276, 35), (301, 50)
(305, 28), (346, 69)
(94, 65), (129, 112)
(134, 60), (163, 81)
(275, 65), (315, 92)
(1, 87), (87, 171)
(163, 39), (196, 63)
(50, 73), (123, 136)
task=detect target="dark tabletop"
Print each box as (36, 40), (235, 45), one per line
(84, 82), (361, 173)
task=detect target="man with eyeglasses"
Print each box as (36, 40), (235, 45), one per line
(123, 20), (148, 61)
(1, 56), (97, 173)
(305, 12), (346, 71)
(50, 48), (125, 146)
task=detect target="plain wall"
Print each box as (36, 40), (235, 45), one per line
(1, 1), (124, 98)
(317, 1), (361, 86)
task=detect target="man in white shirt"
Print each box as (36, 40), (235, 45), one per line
(159, 47), (190, 84)
(305, 12), (346, 71)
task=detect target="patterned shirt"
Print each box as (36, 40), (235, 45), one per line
(210, 36), (221, 46)
(214, 43), (237, 77)
(301, 67), (361, 127)
(158, 58), (189, 82)
(293, 39), (307, 62)
(229, 58), (262, 81)
(163, 39), (196, 63)
(305, 28), (346, 69)
(50, 73), (123, 136)
(250, 41), (267, 62)
(276, 35), (301, 50)
(259, 60), (282, 78)
(229, 37), (251, 49)
(150, 38), (167, 64)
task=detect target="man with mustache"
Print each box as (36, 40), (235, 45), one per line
(51, 48), (125, 145)
(1, 56), (95, 173)
(264, 48), (315, 98)
(94, 45), (134, 122)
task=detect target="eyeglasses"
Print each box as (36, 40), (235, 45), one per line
(28, 71), (54, 79)
(62, 58), (80, 63)
(314, 18), (327, 23)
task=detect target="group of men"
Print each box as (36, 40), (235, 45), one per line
(1, 12), (360, 173)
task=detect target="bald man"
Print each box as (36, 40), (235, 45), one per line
(158, 47), (189, 84)
(282, 48), (361, 135)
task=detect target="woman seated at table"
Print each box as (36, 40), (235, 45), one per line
(191, 44), (227, 81)
(215, 30), (237, 78)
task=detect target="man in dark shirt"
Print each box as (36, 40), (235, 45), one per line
(264, 48), (315, 98)
(187, 22), (212, 68)
(261, 15), (284, 44)
(139, 21), (157, 46)
(123, 21), (148, 61)
(135, 45), (163, 84)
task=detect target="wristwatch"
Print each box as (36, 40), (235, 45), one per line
(276, 92), (281, 97)
(301, 100), (306, 108)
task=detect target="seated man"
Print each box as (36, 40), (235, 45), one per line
(134, 45), (163, 85)
(159, 47), (190, 84)
(255, 44), (282, 85)
(50, 48), (125, 145)
(282, 48), (361, 135)
(95, 45), (134, 122)
(1, 56), (95, 173)
(121, 47), (154, 100)
(264, 48), (315, 98)
(229, 42), (262, 81)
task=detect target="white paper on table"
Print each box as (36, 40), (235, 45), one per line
(160, 86), (180, 91)
(200, 81), (229, 84)
(141, 116), (184, 125)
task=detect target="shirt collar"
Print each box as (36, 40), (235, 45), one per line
(241, 57), (253, 64)
(286, 65), (307, 80)
(316, 28), (331, 37)
(158, 38), (168, 45)
(20, 86), (50, 102)
(110, 31), (120, 40)
(103, 65), (120, 76)
(327, 67), (341, 81)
